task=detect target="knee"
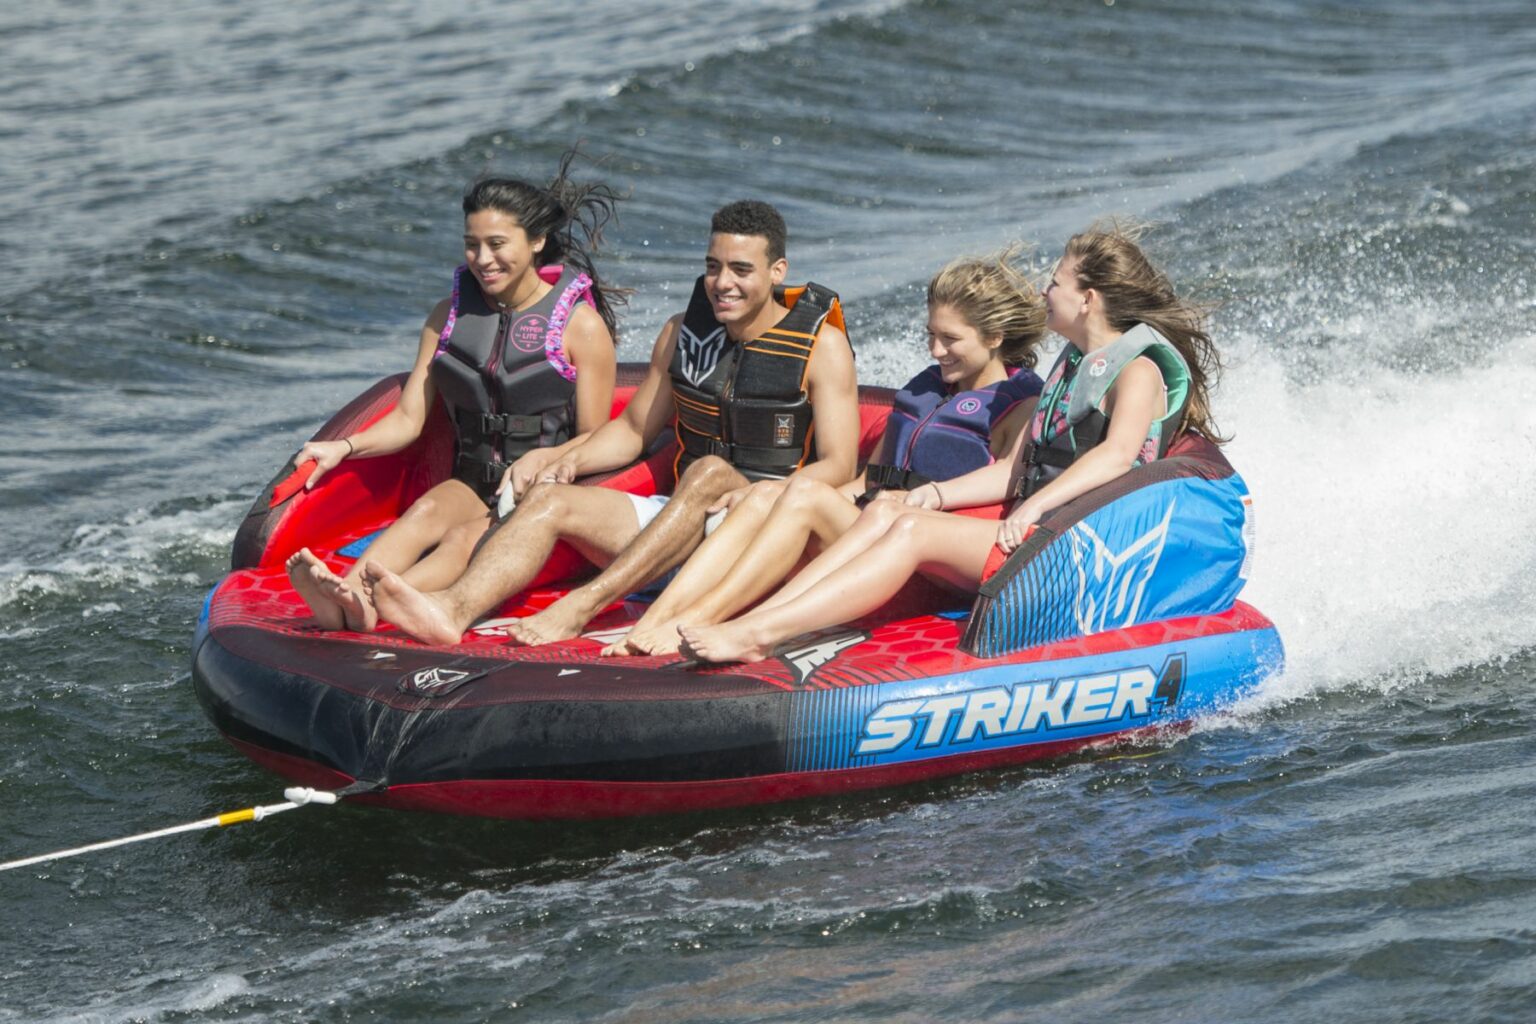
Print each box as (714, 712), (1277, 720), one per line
(520, 481), (574, 520)
(888, 511), (927, 542)
(677, 455), (742, 496)
(779, 475), (831, 512)
(743, 479), (787, 512)
(439, 521), (484, 554)
(399, 495), (440, 526)
(856, 499), (904, 529)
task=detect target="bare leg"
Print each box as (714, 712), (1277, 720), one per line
(369, 484), (641, 644)
(679, 509), (998, 664)
(285, 480), (487, 632)
(401, 517), (493, 592)
(606, 480), (785, 656)
(753, 498), (911, 613)
(512, 456), (749, 646)
(664, 478), (861, 645)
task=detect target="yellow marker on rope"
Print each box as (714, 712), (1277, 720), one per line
(0, 787), (340, 874)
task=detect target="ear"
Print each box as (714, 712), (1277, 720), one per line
(984, 331), (1005, 352)
(769, 257), (788, 286)
(531, 234), (547, 255)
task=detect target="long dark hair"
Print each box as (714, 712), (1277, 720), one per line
(1064, 221), (1226, 442)
(462, 149), (627, 339)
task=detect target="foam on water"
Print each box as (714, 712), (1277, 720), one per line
(1227, 332), (1536, 696)
(0, 501), (240, 611)
(24, 972), (250, 1024)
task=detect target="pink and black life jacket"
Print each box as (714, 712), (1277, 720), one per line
(428, 264), (595, 499)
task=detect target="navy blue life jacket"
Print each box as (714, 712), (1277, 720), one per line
(668, 276), (846, 482)
(863, 364), (1043, 495)
(429, 264), (595, 500)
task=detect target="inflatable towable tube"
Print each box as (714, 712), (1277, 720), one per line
(965, 433), (1253, 657)
(193, 367), (1282, 820)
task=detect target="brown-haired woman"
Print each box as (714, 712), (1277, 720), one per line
(679, 222), (1221, 664)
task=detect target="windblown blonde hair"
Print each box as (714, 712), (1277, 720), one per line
(927, 245), (1047, 369)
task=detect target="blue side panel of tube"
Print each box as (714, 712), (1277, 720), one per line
(970, 473), (1253, 657)
(785, 624), (1282, 773)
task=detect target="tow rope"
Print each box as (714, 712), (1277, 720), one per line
(0, 786), (347, 874)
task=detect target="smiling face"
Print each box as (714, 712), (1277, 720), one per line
(926, 302), (1006, 392)
(463, 208), (544, 305)
(704, 232), (786, 337)
(1043, 255), (1091, 343)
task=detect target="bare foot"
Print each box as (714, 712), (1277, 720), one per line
(506, 601), (589, 646)
(286, 548), (344, 630)
(306, 562), (377, 632)
(677, 622), (775, 664)
(363, 561), (463, 645)
(627, 621), (685, 656)
(596, 621), (682, 657)
(599, 631), (635, 657)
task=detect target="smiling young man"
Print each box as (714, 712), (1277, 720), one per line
(366, 200), (861, 646)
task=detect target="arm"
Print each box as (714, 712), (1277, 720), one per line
(502, 303), (617, 497)
(545, 316), (681, 482)
(996, 356), (1163, 550)
(790, 323), (860, 487)
(297, 299), (449, 490)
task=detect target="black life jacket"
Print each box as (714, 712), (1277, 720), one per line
(429, 264), (594, 499)
(1015, 324), (1191, 500)
(668, 276), (845, 482)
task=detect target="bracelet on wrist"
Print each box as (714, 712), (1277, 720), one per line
(342, 437), (354, 456)
(931, 481), (945, 510)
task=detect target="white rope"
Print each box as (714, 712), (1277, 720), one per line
(0, 787), (341, 874)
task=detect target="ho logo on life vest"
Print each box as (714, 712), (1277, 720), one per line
(1088, 356), (1109, 378)
(955, 397), (983, 415)
(676, 323), (728, 386)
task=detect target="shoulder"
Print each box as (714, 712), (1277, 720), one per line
(563, 306), (615, 368)
(1105, 355), (1164, 413)
(809, 320), (853, 367)
(898, 364), (944, 397)
(807, 322), (855, 389)
(423, 296), (453, 332)
(565, 302), (611, 341)
(1003, 367), (1044, 399)
(651, 313), (685, 365)
(1119, 354), (1163, 386)
(990, 397), (1036, 455)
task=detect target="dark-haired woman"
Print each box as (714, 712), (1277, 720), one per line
(680, 222), (1223, 664)
(286, 159), (624, 632)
